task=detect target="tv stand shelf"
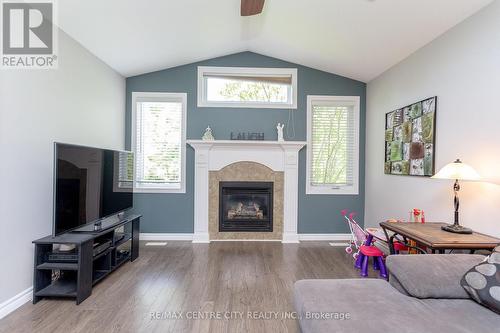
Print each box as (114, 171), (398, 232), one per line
(32, 214), (140, 305)
(35, 279), (77, 298)
(36, 262), (78, 270)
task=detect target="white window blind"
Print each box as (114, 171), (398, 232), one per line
(132, 92), (187, 193)
(306, 96), (360, 195)
(116, 151), (134, 189)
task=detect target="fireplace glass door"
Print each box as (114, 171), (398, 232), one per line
(219, 182), (273, 232)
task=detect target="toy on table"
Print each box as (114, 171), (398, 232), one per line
(410, 208), (426, 223)
(408, 208), (426, 253)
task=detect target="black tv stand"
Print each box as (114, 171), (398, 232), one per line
(32, 214), (141, 304)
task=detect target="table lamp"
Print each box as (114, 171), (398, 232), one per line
(432, 159), (480, 234)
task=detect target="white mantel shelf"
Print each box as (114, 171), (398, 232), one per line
(187, 139), (307, 148)
(187, 139), (306, 244)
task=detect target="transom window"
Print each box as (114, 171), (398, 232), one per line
(131, 92), (187, 193)
(306, 95), (360, 195)
(197, 66), (297, 109)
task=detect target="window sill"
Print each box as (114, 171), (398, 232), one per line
(197, 101), (297, 109)
(133, 187), (186, 194)
(306, 186), (359, 196)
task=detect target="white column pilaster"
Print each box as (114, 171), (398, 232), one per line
(282, 146), (301, 243)
(192, 144), (211, 243)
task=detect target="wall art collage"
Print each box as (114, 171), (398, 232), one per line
(384, 97), (437, 176)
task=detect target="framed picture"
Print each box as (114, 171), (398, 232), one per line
(384, 97), (436, 176)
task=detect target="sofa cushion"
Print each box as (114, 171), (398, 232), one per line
(461, 246), (500, 314)
(386, 254), (485, 299)
(294, 279), (500, 333)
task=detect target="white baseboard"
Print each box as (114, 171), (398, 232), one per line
(211, 239), (282, 242)
(329, 242), (351, 247)
(0, 287), (32, 320)
(298, 233), (351, 241)
(139, 233), (351, 242)
(140, 233), (193, 241)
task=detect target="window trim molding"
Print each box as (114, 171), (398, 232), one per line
(197, 66), (298, 109)
(306, 95), (360, 195)
(131, 91), (187, 194)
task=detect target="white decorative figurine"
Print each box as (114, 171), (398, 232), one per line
(202, 126), (215, 141)
(276, 123), (285, 142)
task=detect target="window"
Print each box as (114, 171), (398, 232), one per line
(306, 95), (360, 195)
(113, 151), (134, 192)
(131, 92), (187, 193)
(197, 66), (297, 108)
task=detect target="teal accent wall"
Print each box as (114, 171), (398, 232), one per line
(126, 52), (366, 233)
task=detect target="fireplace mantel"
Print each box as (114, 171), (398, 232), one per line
(187, 140), (306, 243)
(187, 139), (307, 148)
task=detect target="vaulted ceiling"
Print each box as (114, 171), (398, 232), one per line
(58, 0), (492, 82)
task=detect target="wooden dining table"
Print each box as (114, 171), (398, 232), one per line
(379, 221), (500, 255)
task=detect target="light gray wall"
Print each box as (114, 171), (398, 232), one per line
(0, 30), (125, 306)
(126, 52), (367, 234)
(365, 1), (500, 236)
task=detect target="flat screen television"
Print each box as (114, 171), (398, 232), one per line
(53, 143), (134, 236)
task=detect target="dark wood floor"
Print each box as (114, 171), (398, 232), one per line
(0, 241), (380, 333)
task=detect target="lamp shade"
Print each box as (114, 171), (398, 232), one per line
(432, 159), (480, 181)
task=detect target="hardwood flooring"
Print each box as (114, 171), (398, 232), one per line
(0, 241), (381, 333)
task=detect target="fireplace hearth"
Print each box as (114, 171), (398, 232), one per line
(219, 181), (273, 232)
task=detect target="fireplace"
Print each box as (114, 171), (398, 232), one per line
(219, 181), (273, 232)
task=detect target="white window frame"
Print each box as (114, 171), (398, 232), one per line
(197, 66), (298, 109)
(306, 95), (360, 195)
(131, 92), (187, 194)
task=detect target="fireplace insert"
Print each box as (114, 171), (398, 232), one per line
(219, 181), (273, 232)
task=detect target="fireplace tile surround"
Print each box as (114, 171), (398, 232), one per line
(187, 140), (306, 243)
(211, 163), (282, 240)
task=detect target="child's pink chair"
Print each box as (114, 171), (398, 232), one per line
(342, 211), (387, 279)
